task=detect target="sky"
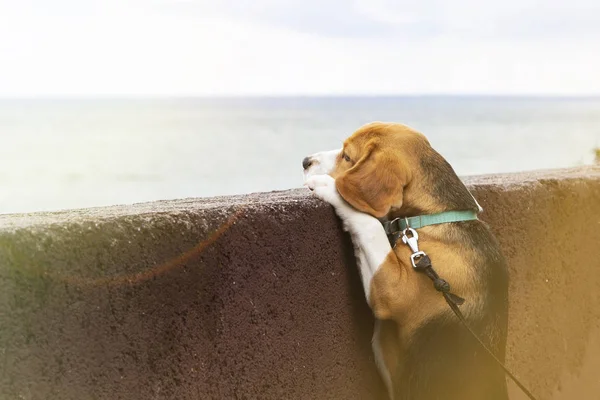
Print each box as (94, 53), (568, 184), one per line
(1, 0), (600, 96)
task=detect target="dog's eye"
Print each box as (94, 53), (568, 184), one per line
(343, 153), (351, 162)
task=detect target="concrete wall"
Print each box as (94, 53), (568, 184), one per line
(0, 166), (599, 400)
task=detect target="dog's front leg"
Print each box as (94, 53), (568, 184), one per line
(306, 174), (394, 305)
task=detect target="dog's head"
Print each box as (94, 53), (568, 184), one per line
(303, 122), (479, 218)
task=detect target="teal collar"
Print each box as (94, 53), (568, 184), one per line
(383, 210), (478, 235)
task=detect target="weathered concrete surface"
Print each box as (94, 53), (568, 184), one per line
(0, 166), (599, 400)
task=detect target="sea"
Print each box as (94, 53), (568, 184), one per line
(1, 96), (599, 215)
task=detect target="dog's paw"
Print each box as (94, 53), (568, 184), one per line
(305, 174), (343, 206)
(305, 174), (334, 190)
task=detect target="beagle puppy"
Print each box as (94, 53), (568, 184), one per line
(303, 122), (509, 400)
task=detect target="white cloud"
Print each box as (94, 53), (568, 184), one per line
(0, 0), (599, 96)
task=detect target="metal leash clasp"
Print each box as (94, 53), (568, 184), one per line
(401, 226), (427, 269)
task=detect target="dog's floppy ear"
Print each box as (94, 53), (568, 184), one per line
(335, 142), (404, 218)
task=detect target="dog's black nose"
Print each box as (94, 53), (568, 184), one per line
(302, 157), (313, 170)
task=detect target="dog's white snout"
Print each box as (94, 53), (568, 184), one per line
(302, 148), (341, 181)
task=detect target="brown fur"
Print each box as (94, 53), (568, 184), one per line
(330, 122), (509, 400)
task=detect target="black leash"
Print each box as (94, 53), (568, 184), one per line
(396, 227), (538, 400)
(413, 254), (538, 400)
